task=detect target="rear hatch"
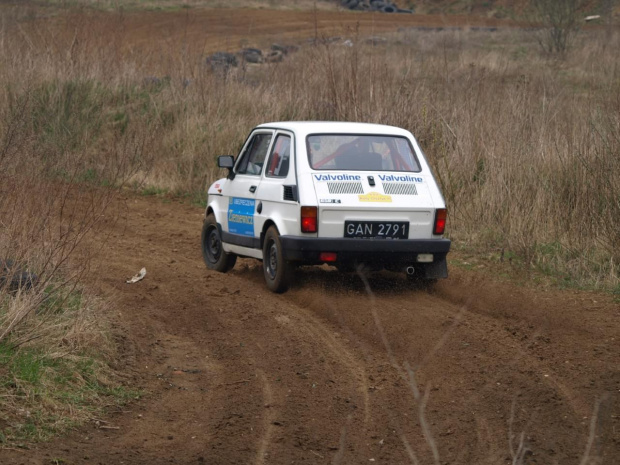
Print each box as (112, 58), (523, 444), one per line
(311, 172), (436, 239)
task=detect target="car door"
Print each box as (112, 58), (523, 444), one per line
(253, 131), (298, 237)
(220, 130), (274, 248)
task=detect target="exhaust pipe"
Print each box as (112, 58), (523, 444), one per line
(406, 266), (415, 276)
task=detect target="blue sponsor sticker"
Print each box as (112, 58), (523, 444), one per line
(228, 197), (255, 237)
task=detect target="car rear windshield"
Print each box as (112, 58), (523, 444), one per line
(307, 134), (421, 172)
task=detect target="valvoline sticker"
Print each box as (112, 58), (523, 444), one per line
(378, 174), (423, 182)
(314, 174), (361, 181)
(228, 197), (255, 236)
(313, 173), (423, 182)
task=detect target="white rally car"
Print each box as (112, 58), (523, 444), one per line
(201, 122), (450, 293)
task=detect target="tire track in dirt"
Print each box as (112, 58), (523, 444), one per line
(1, 194), (617, 465)
(279, 268), (619, 463)
(254, 370), (275, 465)
(261, 289), (372, 427)
(295, 312), (372, 428)
(221, 270), (380, 462)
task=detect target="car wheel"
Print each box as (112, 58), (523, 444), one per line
(262, 226), (292, 293)
(201, 214), (237, 272)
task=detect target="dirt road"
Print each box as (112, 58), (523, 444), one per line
(1, 194), (617, 464)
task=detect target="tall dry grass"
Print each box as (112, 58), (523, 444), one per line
(1, 5), (618, 291)
(0, 6), (157, 442)
(0, 161), (139, 441)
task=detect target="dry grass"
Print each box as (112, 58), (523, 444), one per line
(0, 140), (141, 443)
(2, 5), (618, 290)
(0, 6), (153, 442)
(0, 127), (141, 445)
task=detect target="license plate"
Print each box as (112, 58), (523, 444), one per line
(344, 221), (409, 239)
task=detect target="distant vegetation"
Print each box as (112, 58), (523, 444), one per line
(2, 5), (618, 290)
(17, 0), (620, 17)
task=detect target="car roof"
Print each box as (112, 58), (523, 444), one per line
(255, 121), (412, 138)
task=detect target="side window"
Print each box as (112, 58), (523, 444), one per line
(236, 133), (272, 176)
(265, 135), (291, 178)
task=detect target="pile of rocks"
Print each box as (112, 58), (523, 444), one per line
(206, 44), (300, 72)
(340, 0), (413, 13)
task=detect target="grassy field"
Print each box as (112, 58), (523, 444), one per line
(0, 0), (619, 444)
(4, 4), (618, 287)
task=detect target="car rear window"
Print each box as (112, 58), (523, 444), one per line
(307, 134), (421, 172)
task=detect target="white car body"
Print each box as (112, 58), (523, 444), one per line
(202, 121), (450, 292)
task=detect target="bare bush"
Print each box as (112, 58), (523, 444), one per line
(528, 0), (584, 55)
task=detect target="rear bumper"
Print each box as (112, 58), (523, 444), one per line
(279, 236), (451, 263)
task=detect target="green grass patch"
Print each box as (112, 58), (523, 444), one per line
(0, 340), (138, 443)
(0, 284), (138, 446)
(141, 186), (169, 196)
(191, 193), (208, 209)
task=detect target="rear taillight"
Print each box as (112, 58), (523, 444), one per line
(301, 206), (318, 233)
(433, 208), (447, 235)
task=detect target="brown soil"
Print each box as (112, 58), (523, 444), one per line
(11, 6), (518, 66)
(1, 193), (618, 464)
(112, 8), (512, 53)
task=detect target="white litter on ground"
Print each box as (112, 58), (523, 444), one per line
(126, 267), (147, 284)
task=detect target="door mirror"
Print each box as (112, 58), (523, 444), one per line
(217, 155), (234, 169)
(217, 155), (235, 179)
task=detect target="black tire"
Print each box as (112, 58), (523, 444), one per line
(201, 215), (237, 272)
(262, 226), (292, 293)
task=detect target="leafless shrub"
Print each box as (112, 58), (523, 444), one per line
(527, 0), (584, 55)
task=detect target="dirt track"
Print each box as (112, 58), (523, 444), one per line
(1, 193), (618, 464)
